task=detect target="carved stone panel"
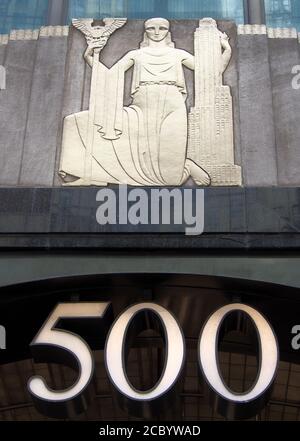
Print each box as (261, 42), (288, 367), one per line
(2, 19), (300, 188)
(59, 17), (241, 188)
(188, 18), (241, 186)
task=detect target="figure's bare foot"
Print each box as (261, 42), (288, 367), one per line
(192, 169), (211, 187)
(62, 178), (107, 187)
(62, 178), (90, 186)
(194, 172), (211, 187)
(185, 159), (211, 187)
(91, 180), (107, 187)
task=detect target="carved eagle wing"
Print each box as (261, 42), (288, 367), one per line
(103, 18), (127, 36)
(72, 19), (94, 38)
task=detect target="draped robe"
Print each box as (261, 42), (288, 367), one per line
(59, 46), (195, 186)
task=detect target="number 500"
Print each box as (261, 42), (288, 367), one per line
(28, 302), (278, 420)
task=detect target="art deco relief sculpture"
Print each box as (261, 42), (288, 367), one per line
(188, 18), (242, 186)
(59, 18), (242, 187)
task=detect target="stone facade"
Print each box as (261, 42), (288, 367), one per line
(0, 20), (300, 187)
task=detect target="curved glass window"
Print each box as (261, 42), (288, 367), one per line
(0, 0), (49, 35)
(68, 0), (244, 23)
(265, 0), (300, 30)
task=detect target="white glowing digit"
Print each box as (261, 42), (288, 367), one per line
(199, 303), (279, 403)
(105, 302), (185, 400)
(28, 303), (110, 404)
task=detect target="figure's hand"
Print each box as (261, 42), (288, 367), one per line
(220, 33), (231, 51)
(86, 38), (108, 56)
(220, 32), (229, 41)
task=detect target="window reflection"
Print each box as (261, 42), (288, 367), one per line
(167, 0), (244, 21)
(68, 0), (244, 22)
(0, 0), (49, 34)
(5, 1), (300, 37)
(0, 0), (246, 36)
(265, 0), (300, 30)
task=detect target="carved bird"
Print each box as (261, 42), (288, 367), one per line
(72, 18), (127, 44)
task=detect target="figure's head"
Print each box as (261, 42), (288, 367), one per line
(200, 17), (217, 27)
(144, 18), (170, 42)
(141, 18), (174, 48)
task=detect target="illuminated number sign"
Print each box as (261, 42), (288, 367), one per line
(28, 302), (279, 419)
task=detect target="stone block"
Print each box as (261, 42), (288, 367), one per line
(0, 39), (37, 185)
(237, 34), (277, 186)
(20, 35), (69, 186)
